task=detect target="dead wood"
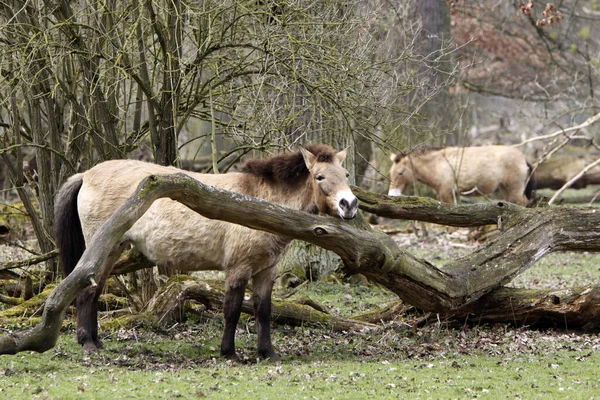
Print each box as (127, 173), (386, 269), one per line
(0, 285), (54, 320)
(1, 173), (600, 355)
(142, 276), (375, 332)
(0, 293), (22, 306)
(0, 269), (20, 280)
(441, 286), (600, 331)
(111, 248), (156, 276)
(353, 301), (411, 324)
(0, 249), (58, 273)
(534, 151), (600, 191)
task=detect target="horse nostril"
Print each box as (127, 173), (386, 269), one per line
(340, 198), (349, 210)
(351, 198), (358, 210)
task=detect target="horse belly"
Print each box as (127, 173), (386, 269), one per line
(456, 163), (499, 196)
(124, 200), (289, 276)
(125, 200), (226, 272)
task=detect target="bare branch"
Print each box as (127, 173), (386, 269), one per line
(0, 250), (59, 273)
(549, 156), (600, 205)
(512, 112), (600, 147)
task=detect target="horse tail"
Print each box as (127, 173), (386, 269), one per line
(525, 162), (536, 200)
(54, 174), (86, 277)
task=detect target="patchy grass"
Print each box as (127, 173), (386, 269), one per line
(292, 280), (396, 319)
(2, 277), (600, 399)
(511, 251), (600, 290)
(1, 318), (600, 399)
(2, 220), (600, 398)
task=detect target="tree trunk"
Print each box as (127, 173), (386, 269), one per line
(277, 240), (342, 288)
(412, 0), (457, 145)
(2, 174), (600, 355)
(447, 286), (600, 331)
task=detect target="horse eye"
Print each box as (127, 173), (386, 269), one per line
(345, 172), (350, 178)
(398, 172), (404, 176)
(316, 175), (325, 181)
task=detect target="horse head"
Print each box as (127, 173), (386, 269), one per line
(300, 146), (359, 219)
(388, 153), (413, 197)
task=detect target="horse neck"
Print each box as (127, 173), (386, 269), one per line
(406, 155), (438, 187)
(251, 174), (316, 213)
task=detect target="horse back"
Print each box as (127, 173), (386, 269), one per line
(77, 160), (242, 232)
(435, 146), (528, 196)
(76, 159), (290, 275)
(443, 146), (528, 176)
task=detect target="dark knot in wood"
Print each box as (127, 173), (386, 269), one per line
(313, 227), (328, 236)
(549, 294), (560, 305)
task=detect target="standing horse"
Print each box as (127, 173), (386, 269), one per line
(388, 146), (534, 206)
(54, 144), (358, 361)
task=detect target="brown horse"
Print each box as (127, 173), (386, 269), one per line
(54, 144), (358, 361)
(388, 146), (534, 205)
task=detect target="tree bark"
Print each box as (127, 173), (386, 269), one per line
(412, 0), (457, 145)
(447, 286), (600, 331)
(1, 174), (599, 355)
(144, 277), (376, 332)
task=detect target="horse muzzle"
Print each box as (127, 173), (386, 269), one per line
(388, 188), (402, 197)
(338, 192), (359, 219)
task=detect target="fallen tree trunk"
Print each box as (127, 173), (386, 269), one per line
(149, 277), (377, 332)
(446, 286), (600, 331)
(0, 249), (58, 273)
(1, 173), (599, 355)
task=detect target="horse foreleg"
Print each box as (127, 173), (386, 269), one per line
(252, 268), (279, 361)
(438, 189), (455, 204)
(221, 278), (248, 361)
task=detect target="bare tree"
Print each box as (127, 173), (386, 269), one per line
(451, 0), (599, 143)
(1, 0), (440, 279)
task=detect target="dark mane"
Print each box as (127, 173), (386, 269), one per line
(393, 146), (442, 162)
(411, 145), (442, 156)
(241, 143), (337, 183)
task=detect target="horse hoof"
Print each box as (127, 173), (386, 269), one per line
(266, 354), (281, 363)
(82, 342), (102, 353)
(259, 351), (281, 362)
(223, 353), (240, 362)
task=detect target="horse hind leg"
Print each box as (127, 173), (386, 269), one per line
(76, 284), (104, 351)
(252, 267), (279, 361)
(76, 244), (126, 352)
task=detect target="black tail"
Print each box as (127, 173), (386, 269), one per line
(54, 174), (86, 277)
(525, 162), (536, 200)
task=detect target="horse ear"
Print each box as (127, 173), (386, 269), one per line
(390, 153), (403, 163)
(334, 147), (349, 164)
(299, 146), (316, 170)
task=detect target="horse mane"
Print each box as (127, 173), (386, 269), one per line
(393, 145), (442, 162)
(241, 143), (336, 184)
(411, 146), (442, 156)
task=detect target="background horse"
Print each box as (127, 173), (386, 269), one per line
(388, 145), (534, 206)
(54, 144), (358, 361)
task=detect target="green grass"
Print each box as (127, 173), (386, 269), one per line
(292, 280), (397, 318)
(511, 251), (600, 289)
(1, 325), (599, 399)
(2, 280), (600, 399)
(2, 205), (600, 399)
